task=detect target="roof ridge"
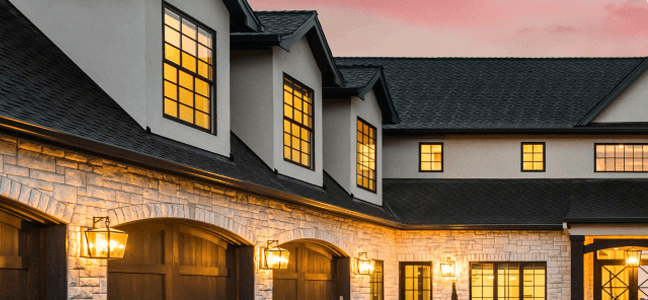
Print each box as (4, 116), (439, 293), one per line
(336, 56), (647, 60)
(254, 10), (317, 14)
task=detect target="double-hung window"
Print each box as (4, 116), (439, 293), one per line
(521, 143), (545, 172)
(163, 6), (214, 131)
(283, 76), (314, 168)
(420, 143), (443, 172)
(471, 262), (546, 300)
(357, 119), (377, 192)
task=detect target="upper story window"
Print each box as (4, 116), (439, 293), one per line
(471, 262), (546, 300)
(283, 76), (313, 168)
(163, 6), (214, 131)
(420, 143), (443, 172)
(521, 143), (545, 172)
(357, 119), (376, 192)
(596, 144), (648, 172)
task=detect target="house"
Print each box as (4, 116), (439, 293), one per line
(0, 0), (647, 299)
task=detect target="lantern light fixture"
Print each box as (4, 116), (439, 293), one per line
(261, 240), (290, 270)
(355, 252), (375, 275)
(83, 217), (128, 260)
(626, 248), (642, 268)
(440, 258), (456, 278)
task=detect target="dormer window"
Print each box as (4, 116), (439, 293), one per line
(283, 76), (314, 168)
(163, 6), (214, 131)
(357, 118), (376, 192)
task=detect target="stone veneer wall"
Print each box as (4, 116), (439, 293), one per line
(0, 132), (571, 300)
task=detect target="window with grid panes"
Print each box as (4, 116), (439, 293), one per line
(420, 143), (442, 172)
(521, 143), (545, 172)
(357, 119), (376, 192)
(370, 260), (384, 300)
(400, 262), (431, 300)
(470, 262), (546, 300)
(163, 6), (214, 131)
(283, 77), (313, 168)
(595, 144), (648, 172)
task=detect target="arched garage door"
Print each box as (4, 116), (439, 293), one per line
(273, 240), (350, 300)
(108, 220), (253, 300)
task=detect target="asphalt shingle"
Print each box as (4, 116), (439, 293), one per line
(336, 57), (645, 130)
(337, 66), (381, 89)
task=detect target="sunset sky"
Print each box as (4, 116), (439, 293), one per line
(249, 0), (648, 57)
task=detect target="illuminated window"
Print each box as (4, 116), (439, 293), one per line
(370, 260), (384, 300)
(595, 144), (648, 172)
(420, 143), (443, 172)
(163, 6), (214, 131)
(357, 119), (376, 192)
(470, 262), (546, 300)
(521, 143), (545, 172)
(283, 77), (313, 168)
(400, 262), (431, 300)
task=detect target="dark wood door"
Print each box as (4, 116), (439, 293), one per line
(0, 210), (44, 300)
(273, 241), (337, 300)
(108, 221), (232, 300)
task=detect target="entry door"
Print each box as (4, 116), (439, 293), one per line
(595, 251), (648, 300)
(108, 221), (233, 300)
(273, 241), (337, 300)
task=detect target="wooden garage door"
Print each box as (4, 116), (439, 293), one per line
(273, 241), (338, 300)
(108, 221), (234, 300)
(0, 210), (44, 300)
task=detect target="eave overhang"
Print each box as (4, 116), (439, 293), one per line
(224, 0), (264, 32)
(383, 126), (648, 135)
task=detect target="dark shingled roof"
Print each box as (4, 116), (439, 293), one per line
(384, 179), (648, 226)
(383, 179), (572, 226)
(337, 66), (381, 89)
(336, 57), (645, 131)
(0, 0), (397, 223)
(253, 11), (315, 35)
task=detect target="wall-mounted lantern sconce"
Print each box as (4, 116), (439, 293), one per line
(626, 248), (641, 268)
(83, 217), (128, 260)
(354, 252), (375, 275)
(260, 240), (290, 270)
(440, 258), (456, 278)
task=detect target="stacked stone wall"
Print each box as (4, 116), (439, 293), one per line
(0, 133), (571, 300)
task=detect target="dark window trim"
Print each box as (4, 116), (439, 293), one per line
(469, 262), (547, 300)
(162, 2), (218, 134)
(356, 117), (377, 193)
(521, 142), (546, 172)
(282, 73), (316, 170)
(419, 142), (443, 172)
(399, 261), (432, 300)
(594, 143), (648, 173)
(370, 259), (384, 300)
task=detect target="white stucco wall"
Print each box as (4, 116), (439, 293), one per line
(272, 37), (324, 186)
(12, 0), (231, 156)
(323, 98), (352, 192)
(593, 69), (648, 123)
(383, 134), (648, 179)
(230, 50), (275, 168)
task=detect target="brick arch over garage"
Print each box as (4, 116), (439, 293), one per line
(270, 228), (350, 257)
(106, 203), (257, 245)
(0, 176), (73, 223)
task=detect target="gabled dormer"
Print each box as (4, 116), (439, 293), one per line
(10, 0), (261, 157)
(322, 65), (399, 205)
(230, 11), (344, 187)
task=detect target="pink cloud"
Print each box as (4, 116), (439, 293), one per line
(248, 0), (648, 57)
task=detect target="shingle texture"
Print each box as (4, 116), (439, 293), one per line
(233, 11), (315, 36)
(0, 0), (397, 222)
(384, 179), (648, 225)
(337, 66), (380, 89)
(336, 57), (644, 130)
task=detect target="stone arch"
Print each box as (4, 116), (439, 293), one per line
(270, 227), (350, 257)
(0, 176), (73, 223)
(106, 203), (257, 245)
